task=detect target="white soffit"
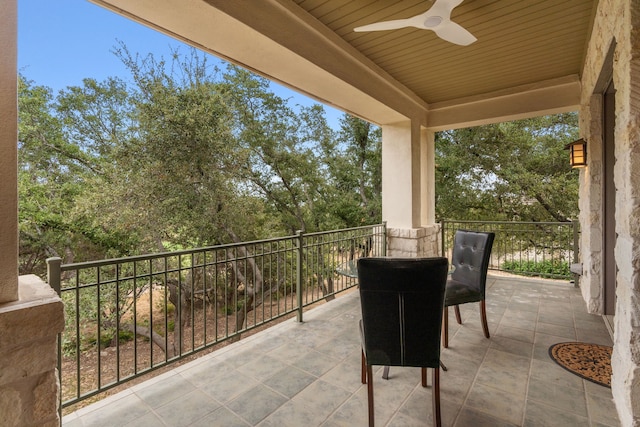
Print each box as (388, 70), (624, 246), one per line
(90, 0), (412, 126)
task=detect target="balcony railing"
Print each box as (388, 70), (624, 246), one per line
(48, 220), (579, 411)
(441, 220), (579, 280)
(47, 224), (386, 409)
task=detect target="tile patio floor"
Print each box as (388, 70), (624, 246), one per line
(62, 275), (618, 426)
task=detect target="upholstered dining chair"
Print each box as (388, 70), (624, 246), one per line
(442, 230), (495, 348)
(358, 257), (449, 427)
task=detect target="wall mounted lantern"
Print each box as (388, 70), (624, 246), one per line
(565, 138), (587, 168)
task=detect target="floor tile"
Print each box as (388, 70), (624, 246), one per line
(455, 407), (519, 427)
(227, 384), (287, 425)
(523, 400), (589, 427)
(124, 411), (166, 427)
(587, 392), (619, 426)
(62, 276), (619, 427)
(135, 373), (196, 408)
(236, 355), (288, 381)
(191, 407), (251, 427)
(489, 335), (534, 358)
(529, 358), (585, 391)
(535, 322), (576, 340)
(78, 395), (150, 427)
(258, 399), (329, 427)
(199, 369), (258, 403)
(261, 365), (317, 398)
(291, 348), (340, 377)
(155, 389), (220, 427)
(527, 376), (587, 415)
(465, 383), (526, 425)
(292, 379), (352, 414)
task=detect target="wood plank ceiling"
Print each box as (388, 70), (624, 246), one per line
(293, 0), (597, 104)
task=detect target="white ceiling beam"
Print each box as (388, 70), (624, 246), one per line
(426, 75), (580, 131)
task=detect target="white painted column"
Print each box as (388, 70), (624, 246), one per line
(382, 120), (439, 257)
(0, 0), (19, 303)
(0, 5), (63, 425)
(421, 128), (436, 226)
(382, 121), (417, 228)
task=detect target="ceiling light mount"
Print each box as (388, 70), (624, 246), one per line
(424, 16), (443, 28)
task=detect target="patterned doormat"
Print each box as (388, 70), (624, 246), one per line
(549, 342), (612, 388)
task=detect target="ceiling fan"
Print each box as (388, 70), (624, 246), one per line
(353, 0), (476, 46)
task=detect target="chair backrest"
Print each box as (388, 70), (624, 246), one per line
(358, 257), (449, 369)
(450, 230), (495, 296)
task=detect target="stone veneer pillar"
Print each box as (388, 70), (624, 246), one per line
(578, 0), (640, 424)
(0, 275), (64, 426)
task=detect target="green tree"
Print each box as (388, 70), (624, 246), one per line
(17, 76), (126, 274)
(88, 46), (242, 250)
(435, 113), (579, 222)
(320, 115), (381, 227)
(222, 66), (327, 235)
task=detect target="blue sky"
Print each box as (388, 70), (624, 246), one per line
(17, 0), (344, 129)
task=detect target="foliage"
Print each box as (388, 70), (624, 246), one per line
(435, 113), (579, 222)
(19, 44), (384, 277)
(18, 76), (134, 275)
(501, 259), (570, 278)
(319, 115), (382, 228)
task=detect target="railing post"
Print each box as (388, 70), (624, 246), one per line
(46, 256), (63, 426)
(382, 221), (387, 256)
(47, 257), (62, 296)
(296, 230), (304, 322)
(440, 220), (446, 257)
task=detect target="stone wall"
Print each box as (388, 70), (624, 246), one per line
(579, 89), (604, 313)
(579, 0), (640, 424)
(0, 275), (64, 426)
(387, 224), (441, 258)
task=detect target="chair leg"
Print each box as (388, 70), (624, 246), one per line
(432, 367), (441, 427)
(367, 364), (375, 427)
(454, 305), (462, 324)
(443, 306), (449, 348)
(480, 300), (490, 339)
(382, 366), (390, 380)
(361, 350), (367, 384)
(421, 367), (427, 387)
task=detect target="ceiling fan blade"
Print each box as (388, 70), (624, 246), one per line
(354, 18), (413, 32)
(354, 0), (476, 46)
(430, 0), (464, 18)
(434, 21), (477, 46)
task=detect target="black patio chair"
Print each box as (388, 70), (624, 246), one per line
(358, 257), (449, 427)
(443, 230), (495, 348)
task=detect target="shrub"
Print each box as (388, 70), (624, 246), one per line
(501, 259), (570, 278)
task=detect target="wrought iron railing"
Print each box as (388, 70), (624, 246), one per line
(48, 223), (386, 409)
(441, 220), (579, 280)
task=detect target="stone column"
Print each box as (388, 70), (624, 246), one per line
(579, 0), (640, 424)
(0, 275), (64, 426)
(382, 121), (439, 257)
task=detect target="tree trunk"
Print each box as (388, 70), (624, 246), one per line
(167, 279), (191, 356)
(122, 323), (175, 358)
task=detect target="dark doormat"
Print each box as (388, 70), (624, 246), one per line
(549, 342), (612, 388)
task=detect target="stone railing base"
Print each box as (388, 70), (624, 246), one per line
(387, 224), (441, 258)
(0, 275), (64, 427)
